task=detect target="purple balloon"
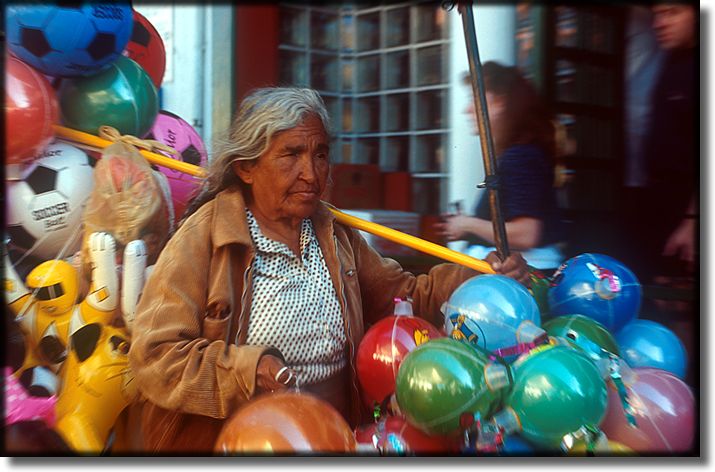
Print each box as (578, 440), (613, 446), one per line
(146, 110), (208, 219)
(600, 367), (695, 453)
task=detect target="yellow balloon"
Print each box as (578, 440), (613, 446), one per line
(568, 440), (636, 456)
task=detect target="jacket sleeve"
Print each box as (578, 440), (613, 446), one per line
(128, 210), (280, 420)
(347, 226), (478, 330)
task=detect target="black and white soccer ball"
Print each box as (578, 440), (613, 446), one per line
(6, 142), (95, 261)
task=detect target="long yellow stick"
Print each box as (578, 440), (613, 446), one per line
(54, 124), (495, 274)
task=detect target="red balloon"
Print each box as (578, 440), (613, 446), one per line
(355, 416), (462, 455)
(215, 392), (356, 454)
(356, 315), (443, 409)
(124, 10), (166, 89)
(5, 56), (59, 166)
(600, 367), (695, 453)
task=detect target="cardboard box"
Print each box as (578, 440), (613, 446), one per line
(326, 164), (381, 209)
(381, 172), (412, 211)
(341, 209), (420, 257)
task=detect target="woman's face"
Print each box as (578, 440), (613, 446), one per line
(465, 91), (505, 137)
(236, 113), (330, 222)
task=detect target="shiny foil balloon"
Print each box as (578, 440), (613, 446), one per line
(567, 439), (635, 456)
(395, 337), (511, 436)
(354, 416), (461, 455)
(356, 314), (442, 408)
(599, 367), (695, 453)
(443, 274), (542, 359)
(548, 253), (641, 333)
(615, 319), (688, 379)
(5, 56), (59, 167)
(506, 344), (608, 450)
(528, 267), (551, 317)
(58, 55), (158, 137)
(543, 314), (620, 357)
(216, 392), (356, 454)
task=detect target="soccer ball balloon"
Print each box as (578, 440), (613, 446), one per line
(145, 111), (208, 219)
(6, 142), (95, 260)
(123, 9), (166, 89)
(6, 3), (134, 78)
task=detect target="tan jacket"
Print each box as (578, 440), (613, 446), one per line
(124, 186), (477, 453)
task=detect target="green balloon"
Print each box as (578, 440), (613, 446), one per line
(507, 345), (608, 449)
(59, 56), (158, 137)
(395, 337), (510, 436)
(543, 314), (620, 357)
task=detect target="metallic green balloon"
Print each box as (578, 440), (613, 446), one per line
(59, 56), (158, 137)
(528, 267), (551, 317)
(507, 345), (608, 449)
(395, 337), (511, 436)
(543, 314), (620, 357)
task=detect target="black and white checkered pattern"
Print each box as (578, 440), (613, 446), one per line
(245, 210), (346, 385)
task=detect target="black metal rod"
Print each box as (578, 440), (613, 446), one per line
(457, 1), (510, 260)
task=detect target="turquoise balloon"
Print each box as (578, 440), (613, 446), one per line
(395, 338), (510, 436)
(507, 345), (608, 449)
(543, 314), (620, 357)
(58, 56), (158, 137)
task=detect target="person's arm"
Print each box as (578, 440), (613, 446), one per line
(347, 226), (529, 329)
(128, 210), (284, 420)
(663, 194), (697, 271)
(436, 214), (543, 250)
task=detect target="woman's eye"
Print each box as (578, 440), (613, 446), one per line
(315, 153), (328, 160)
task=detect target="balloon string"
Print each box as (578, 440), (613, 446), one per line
(98, 125), (180, 158)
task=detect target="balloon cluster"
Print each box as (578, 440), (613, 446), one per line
(4, 3), (207, 454)
(351, 254), (695, 456)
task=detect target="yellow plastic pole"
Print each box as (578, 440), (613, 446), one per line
(54, 124), (494, 274)
(53, 125), (207, 177)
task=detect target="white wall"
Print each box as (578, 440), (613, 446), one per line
(134, 3), (234, 158)
(447, 4), (515, 251)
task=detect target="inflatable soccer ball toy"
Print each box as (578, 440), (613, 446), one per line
(7, 3), (133, 77)
(6, 142), (94, 260)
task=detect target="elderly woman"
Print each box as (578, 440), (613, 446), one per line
(125, 87), (529, 453)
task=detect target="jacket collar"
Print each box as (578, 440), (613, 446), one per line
(212, 185), (337, 248)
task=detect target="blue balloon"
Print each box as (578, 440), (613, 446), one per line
(7, 3), (133, 77)
(443, 274), (541, 360)
(548, 253), (641, 333)
(500, 434), (535, 455)
(615, 319), (688, 379)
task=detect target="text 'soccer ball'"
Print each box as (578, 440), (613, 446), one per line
(615, 319), (688, 379)
(356, 314), (442, 409)
(443, 274), (542, 359)
(505, 344), (608, 450)
(548, 253), (641, 333)
(123, 9), (166, 89)
(5, 56), (59, 167)
(600, 367), (695, 453)
(215, 392), (356, 454)
(6, 142), (95, 260)
(6, 3), (133, 78)
(59, 55), (158, 137)
(543, 314), (620, 357)
(144, 111), (208, 219)
(395, 338), (511, 436)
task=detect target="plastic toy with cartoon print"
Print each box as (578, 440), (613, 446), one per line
(4, 231), (147, 372)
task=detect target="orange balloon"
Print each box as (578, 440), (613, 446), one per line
(5, 56), (59, 166)
(216, 392), (356, 455)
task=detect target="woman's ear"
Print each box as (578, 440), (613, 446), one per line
(232, 160), (254, 185)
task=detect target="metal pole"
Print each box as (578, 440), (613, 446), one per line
(444, 0), (510, 260)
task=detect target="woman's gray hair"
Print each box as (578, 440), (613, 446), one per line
(180, 87), (331, 223)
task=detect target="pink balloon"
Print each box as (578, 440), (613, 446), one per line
(600, 367), (695, 453)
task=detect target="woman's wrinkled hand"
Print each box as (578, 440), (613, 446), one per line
(485, 251), (531, 288)
(256, 354), (297, 393)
